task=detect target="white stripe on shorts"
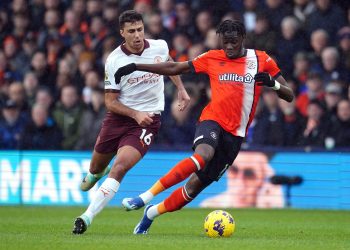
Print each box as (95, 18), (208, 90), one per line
(193, 135), (204, 144)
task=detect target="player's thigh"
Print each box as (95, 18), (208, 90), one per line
(193, 120), (222, 160)
(89, 150), (115, 174)
(197, 133), (243, 182)
(110, 145), (143, 178)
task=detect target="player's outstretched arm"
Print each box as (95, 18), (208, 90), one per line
(114, 61), (191, 84)
(137, 61), (191, 76)
(254, 73), (294, 102)
(167, 57), (191, 111)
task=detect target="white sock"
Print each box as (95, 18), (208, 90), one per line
(139, 191), (154, 204)
(82, 178), (120, 224)
(146, 204), (161, 220)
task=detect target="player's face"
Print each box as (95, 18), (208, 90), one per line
(120, 21), (145, 52)
(221, 34), (245, 59)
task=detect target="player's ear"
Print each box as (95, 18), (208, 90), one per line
(120, 29), (125, 38)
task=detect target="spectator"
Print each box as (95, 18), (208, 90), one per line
(86, 0), (103, 18)
(245, 12), (277, 54)
(11, 11), (29, 41)
(324, 82), (344, 119)
(19, 103), (63, 150)
(8, 81), (29, 113)
(298, 99), (328, 147)
(296, 73), (325, 116)
(204, 29), (220, 50)
(309, 29), (329, 66)
(279, 98), (305, 146)
(170, 32), (191, 62)
(102, 1), (120, 36)
(158, 84), (200, 146)
(158, 0), (176, 31)
(75, 87), (105, 150)
(0, 99), (27, 149)
(326, 99), (350, 148)
(52, 84), (84, 150)
(293, 52), (311, 92)
(250, 89), (285, 146)
(194, 10), (213, 43)
(145, 12), (173, 45)
(30, 50), (56, 92)
(15, 33), (38, 77)
(59, 9), (85, 49)
(293, 0), (316, 26)
(264, 0), (292, 32)
(242, 0), (259, 32)
(37, 9), (61, 50)
(174, 0), (196, 37)
(337, 26), (350, 72)
(315, 46), (349, 83)
(23, 71), (39, 107)
(276, 16), (307, 76)
(306, 0), (346, 38)
(35, 87), (54, 113)
(82, 69), (102, 105)
(84, 15), (107, 55)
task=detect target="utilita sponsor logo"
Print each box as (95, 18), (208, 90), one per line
(218, 73), (254, 84)
(127, 73), (161, 84)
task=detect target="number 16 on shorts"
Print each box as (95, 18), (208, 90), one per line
(140, 129), (153, 147)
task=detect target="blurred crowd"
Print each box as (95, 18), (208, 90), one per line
(0, 0), (349, 151)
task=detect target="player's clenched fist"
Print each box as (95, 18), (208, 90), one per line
(134, 111), (154, 127)
(254, 72), (274, 87)
(114, 63), (137, 83)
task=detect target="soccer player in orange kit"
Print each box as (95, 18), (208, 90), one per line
(115, 19), (294, 234)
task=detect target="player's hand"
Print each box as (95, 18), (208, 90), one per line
(177, 88), (191, 111)
(114, 63), (137, 83)
(134, 111), (154, 127)
(254, 72), (274, 87)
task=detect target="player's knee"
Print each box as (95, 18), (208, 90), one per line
(89, 163), (104, 175)
(195, 145), (215, 163)
(185, 175), (208, 198)
(110, 163), (130, 180)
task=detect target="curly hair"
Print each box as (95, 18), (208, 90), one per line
(216, 20), (246, 37)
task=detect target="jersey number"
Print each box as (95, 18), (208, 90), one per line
(140, 129), (153, 146)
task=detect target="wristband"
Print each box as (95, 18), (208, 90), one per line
(272, 80), (281, 90)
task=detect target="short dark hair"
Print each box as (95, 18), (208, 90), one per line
(216, 20), (246, 37)
(119, 10), (143, 29)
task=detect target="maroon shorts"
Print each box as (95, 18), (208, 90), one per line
(94, 112), (161, 156)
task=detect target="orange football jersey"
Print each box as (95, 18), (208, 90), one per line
(189, 49), (280, 137)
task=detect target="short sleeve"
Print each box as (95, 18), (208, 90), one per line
(190, 51), (211, 74)
(104, 58), (120, 91)
(262, 52), (281, 78)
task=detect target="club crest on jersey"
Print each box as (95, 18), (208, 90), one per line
(218, 73), (254, 84)
(154, 56), (162, 63)
(210, 131), (217, 139)
(246, 60), (256, 69)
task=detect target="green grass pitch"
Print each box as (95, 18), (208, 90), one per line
(0, 206), (349, 250)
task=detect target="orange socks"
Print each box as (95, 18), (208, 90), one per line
(149, 181), (165, 196)
(159, 154), (205, 190)
(163, 186), (193, 212)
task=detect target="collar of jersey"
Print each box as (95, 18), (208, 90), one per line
(121, 40), (150, 56)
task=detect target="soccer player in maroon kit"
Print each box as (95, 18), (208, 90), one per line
(72, 10), (190, 234)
